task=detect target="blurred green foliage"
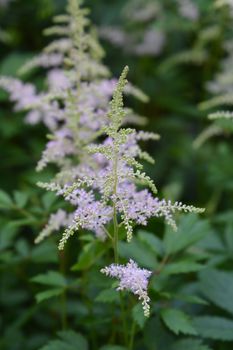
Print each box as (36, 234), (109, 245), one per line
(1, 0), (233, 349)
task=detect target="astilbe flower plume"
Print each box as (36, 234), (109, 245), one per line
(194, 13), (233, 147)
(34, 63), (204, 315)
(1, 0), (204, 317)
(0, 0), (146, 170)
(99, 0), (200, 57)
(101, 260), (152, 317)
(35, 66), (203, 248)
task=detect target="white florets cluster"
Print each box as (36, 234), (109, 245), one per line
(101, 259), (152, 316)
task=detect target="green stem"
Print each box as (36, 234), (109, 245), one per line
(59, 249), (68, 330)
(113, 205), (119, 263)
(61, 289), (67, 330)
(112, 151), (128, 344)
(113, 150), (119, 263)
(129, 320), (136, 350)
(119, 293), (128, 345)
(154, 255), (170, 276)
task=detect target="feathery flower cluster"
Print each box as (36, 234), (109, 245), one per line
(0, 0), (11, 7)
(35, 209), (74, 244)
(52, 66), (203, 249)
(1, 0), (204, 316)
(101, 260), (152, 317)
(196, 15), (233, 146)
(100, 0), (199, 57)
(0, 0), (146, 168)
(36, 64), (203, 314)
(178, 0), (199, 21)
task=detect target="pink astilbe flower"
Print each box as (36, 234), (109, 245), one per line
(100, 26), (165, 57)
(37, 129), (75, 171)
(178, 0), (199, 21)
(0, 77), (39, 110)
(35, 209), (74, 244)
(134, 29), (165, 56)
(58, 188), (112, 248)
(41, 68), (203, 247)
(101, 259), (152, 316)
(47, 69), (71, 91)
(19, 53), (64, 74)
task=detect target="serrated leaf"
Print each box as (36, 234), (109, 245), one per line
(118, 237), (157, 269)
(42, 192), (57, 210)
(31, 241), (58, 263)
(193, 316), (233, 341)
(224, 223), (233, 253)
(31, 271), (66, 287)
(171, 338), (212, 350)
(161, 308), (197, 336)
(162, 261), (204, 275)
(174, 294), (208, 305)
(72, 241), (107, 271)
(35, 288), (63, 303)
(39, 330), (88, 350)
(8, 218), (36, 228)
(0, 224), (18, 250)
(138, 230), (163, 257)
(164, 214), (211, 255)
(0, 53), (33, 76)
(15, 239), (30, 257)
(199, 269), (233, 316)
(100, 346), (127, 350)
(132, 303), (146, 329)
(13, 191), (29, 208)
(0, 190), (12, 208)
(95, 289), (120, 303)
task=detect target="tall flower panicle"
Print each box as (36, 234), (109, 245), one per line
(99, 0), (202, 58)
(1, 0), (205, 318)
(195, 20), (233, 147)
(101, 260), (152, 316)
(48, 66), (204, 249)
(0, 0), (146, 164)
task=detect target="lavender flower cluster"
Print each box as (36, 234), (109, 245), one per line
(0, 0), (204, 316)
(99, 0), (199, 57)
(37, 65), (204, 314)
(101, 260), (152, 317)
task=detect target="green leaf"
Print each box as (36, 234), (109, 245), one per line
(0, 53), (33, 76)
(132, 303), (146, 329)
(13, 191), (29, 208)
(0, 190), (13, 208)
(118, 237), (157, 269)
(39, 330), (88, 350)
(193, 316), (233, 341)
(100, 346), (127, 350)
(164, 214), (211, 255)
(0, 224), (18, 250)
(35, 288), (63, 303)
(224, 223), (233, 253)
(199, 269), (233, 315)
(31, 271), (66, 287)
(8, 218), (36, 228)
(42, 192), (57, 210)
(138, 230), (164, 257)
(31, 241), (58, 263)
(162, 261), (204, 275)
(95, 289), (120, 303)
(171, 339), (212, 350)
(161, 308), (197, 336)
(174, 294), (208, 306)
(72, 240), (107, 271)
(15, 239), (30, 257)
